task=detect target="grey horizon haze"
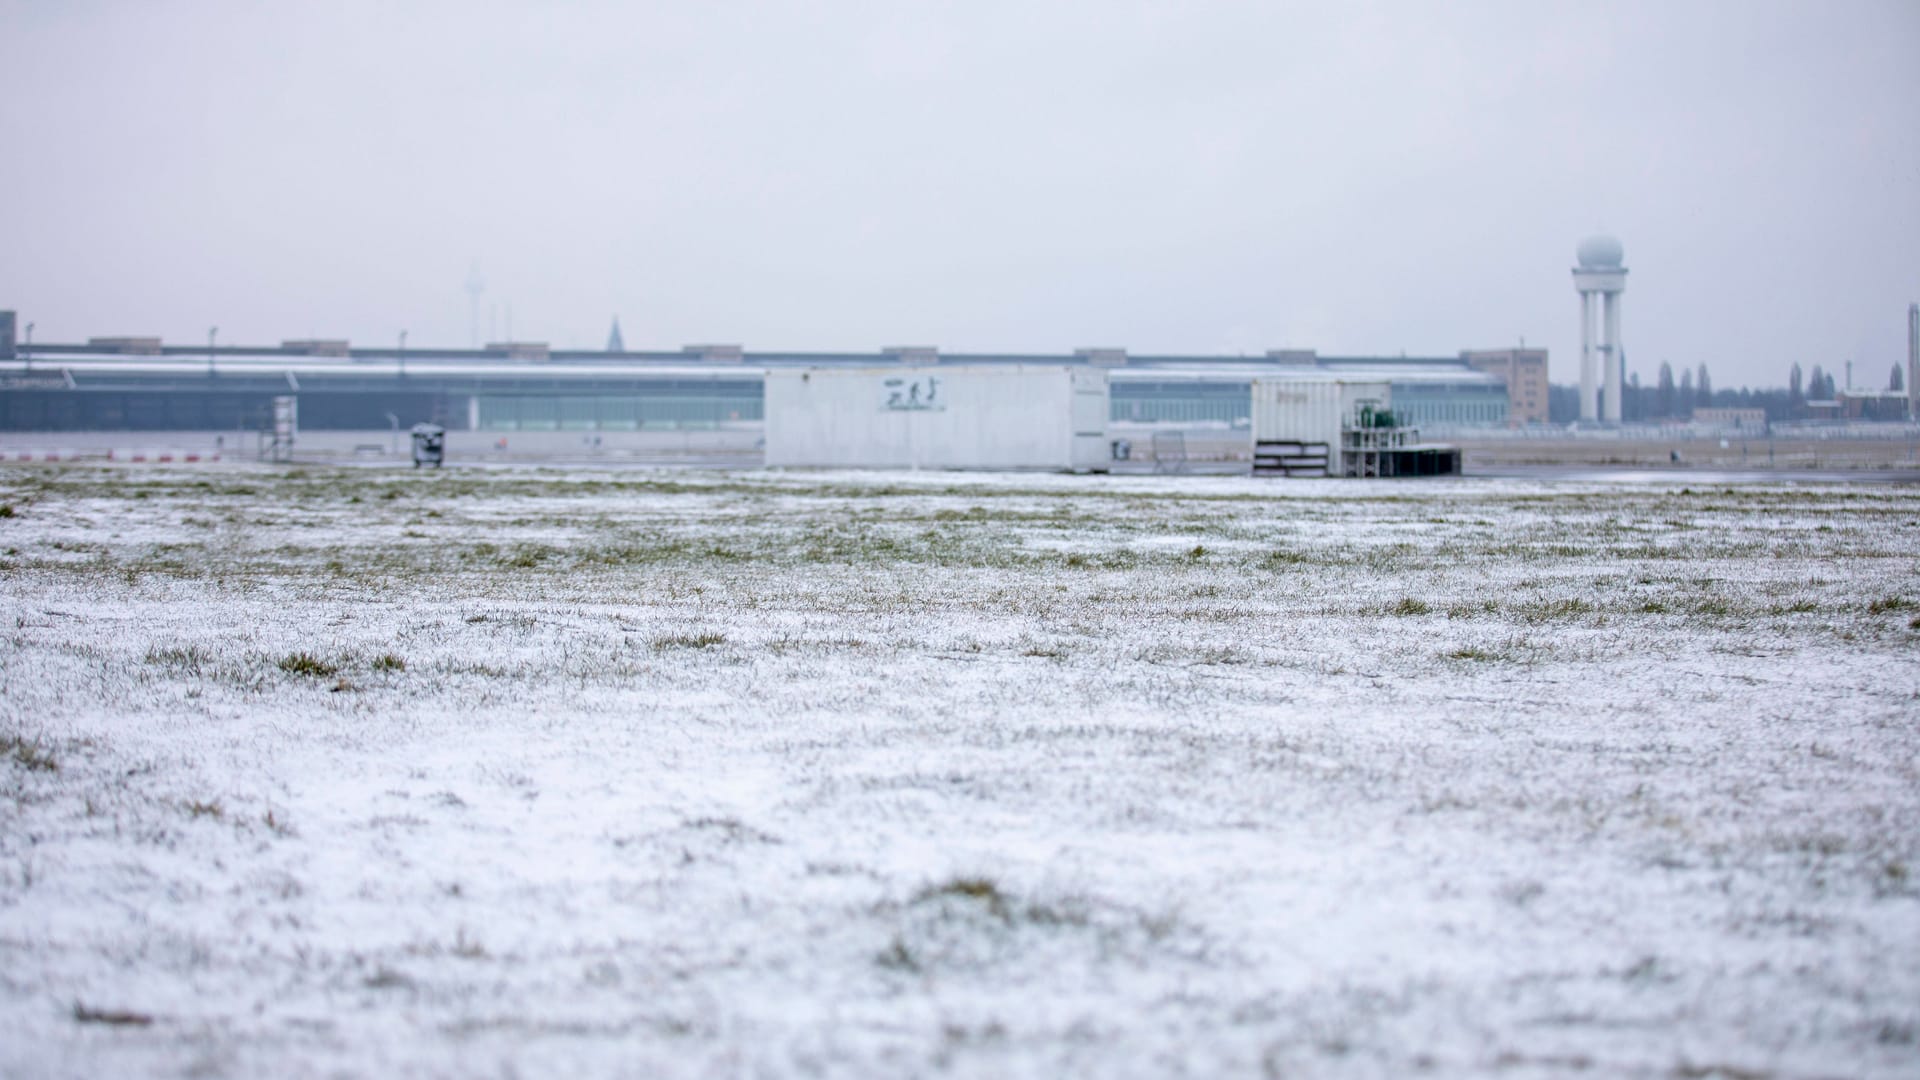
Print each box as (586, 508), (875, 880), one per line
(2, 1), (1916, 390)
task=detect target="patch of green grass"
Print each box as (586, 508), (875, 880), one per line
(1517, 597), (1594, 622)
(681, 815), (780, 845)
(1445, 599), (1501, 619)
(931, 506), (988, 522)
(72, 1003), (153, 1027)
(1445, 646), (1499, 661)
(451, 929), (488, 959)
(278, 651), (339, 678)
(876, 936), (920, 972)
(263, 808), (296, 837)
(652, 631), (726, 650)
(1391, 597), (1432, 616)
(915, 875), (1012, 919)
(1193, 645), (1253, 665)
(371, 653), (406, 672)
(2, 733), (58, 772)
(184, 797), (224, 820)
(145, 644), (213, 672)
(1868, 596), (1914, 614)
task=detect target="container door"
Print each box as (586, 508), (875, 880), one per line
(1071, 376), (1109, 471)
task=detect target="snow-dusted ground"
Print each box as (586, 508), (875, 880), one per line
(2, 465), (1917, 1078)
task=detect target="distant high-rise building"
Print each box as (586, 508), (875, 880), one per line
(607, 317), (626, 353)
(1460, 347), (1549, 425)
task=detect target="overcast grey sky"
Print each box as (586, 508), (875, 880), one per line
(3, 1), (1916, 387)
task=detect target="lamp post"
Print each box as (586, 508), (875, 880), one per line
(207, 326), (218, 377)
(398, 329), (408, 378)
(22, 322), (31, 372)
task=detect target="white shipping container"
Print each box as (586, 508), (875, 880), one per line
(1250, 377), (1391, 475)
(765, 365), (1109, 471)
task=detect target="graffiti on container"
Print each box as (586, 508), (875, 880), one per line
(882, 376), (944, 411)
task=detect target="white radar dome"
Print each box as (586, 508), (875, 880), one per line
(1576, 234), (1625, 269)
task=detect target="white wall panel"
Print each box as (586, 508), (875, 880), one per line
(766, 366), (1108, 471)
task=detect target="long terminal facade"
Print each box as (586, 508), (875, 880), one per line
(0, 329), (1525, 435)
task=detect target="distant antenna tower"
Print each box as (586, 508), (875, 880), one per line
(464, 262), (486, 347)
(1907, 302), (1917, 418)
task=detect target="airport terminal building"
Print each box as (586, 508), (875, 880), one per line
(0, 317), (1531, 436)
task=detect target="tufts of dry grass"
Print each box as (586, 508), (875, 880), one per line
(277, 652), (338, 678)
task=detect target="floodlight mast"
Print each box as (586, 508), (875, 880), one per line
(208, 326), (218, 377)
(465, 263), (485, 348)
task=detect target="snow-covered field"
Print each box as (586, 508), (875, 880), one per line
(2, 464), (1917, 1078)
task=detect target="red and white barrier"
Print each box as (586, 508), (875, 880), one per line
(0, 449), (101, 462)
(106, 450), (222, 463)
(0, 449), (226, 464)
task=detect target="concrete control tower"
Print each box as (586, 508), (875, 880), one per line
(1572, 235), (1627, 423)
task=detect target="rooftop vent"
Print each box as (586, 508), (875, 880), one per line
(883, 345), (938, 364)
(88, 336), (164, 355)
(1075, 348), (1128, 367)
(486, 341), (550, 361)
(682, 344), (745, 363)
(282, 339), (351, 356)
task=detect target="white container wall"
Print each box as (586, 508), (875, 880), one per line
(765, 365), (1110, 471)
(1250, 377), (1391, 474)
